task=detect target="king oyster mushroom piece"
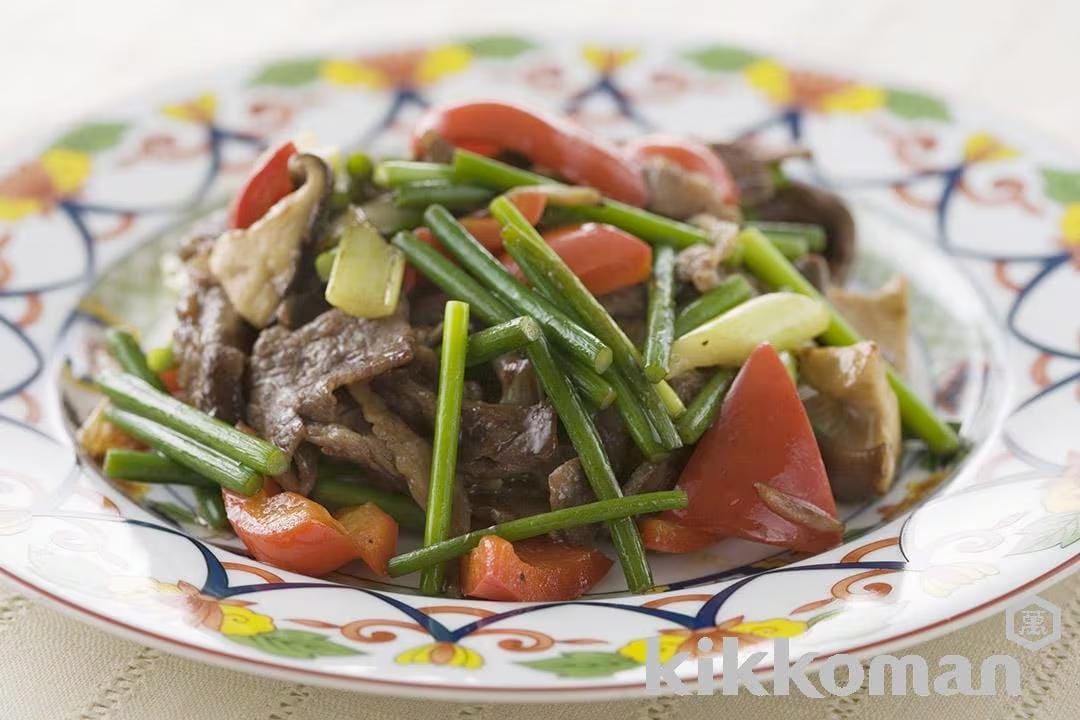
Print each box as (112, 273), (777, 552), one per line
(826, 274), (910, 374)
(209, 153), (330, 327)
(799, 342), (902, 501)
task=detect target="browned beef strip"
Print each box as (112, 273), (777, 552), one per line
(598, 284), (646, 320)
(306, 384), (470, 533)
(667, 369), (709, 406)
(593, 405), (640, 477)
(247, 306), (415, 455)
(492, 352), (542, 405)
(747, 180), (856, 284)
(273, 443), (321, 496)
(374, 373), (559, 480)
(621, 449), (690, 497)
(710, 141), (776, 207)
(547, 458), (598, 545)
(173, 284), (255, 424)
(470, 478), (550, 528)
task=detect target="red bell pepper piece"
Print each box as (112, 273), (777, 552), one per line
(501, 222), (653, 296)
(638, 516), (720, 554)
(460, 536), (613, 601)
(334, 502), (399, 576)
(666, 343), (842, 554)
(227, 141), (297, 229)
(224, 482), (398, 577)
(411, 101), (649, 207)
(623, 133), (739, 206)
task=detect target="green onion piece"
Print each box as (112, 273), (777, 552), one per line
(420, 300), (470, 595)
(359, 196), (424, 236)
(501, 220), (677, 454)
(452, 148), (554, 189)
(571, 201), (707, 250)
(346, 152), (373, 181)
(674, 275), (754, 337)
(392, 228), (618, 413)
(493, 197), (682, 451)
(606, 366), (668, 461)
(104, 328), (165, 391)
(453, 150), (707, 249)
(643, 245), (677, 382)
(525, 337), (654, 592)
(738, 227), (961, 456)
(388, 490), (686, 577)
(315, 246), (337, 282)
(563, 352), (616, 410)
(654, 379), (687, 418)
(394, 180), (494, 211)
(145, 344), (175, 374)
(312, 477), (426, 531)
(764, 233), (810, 261)
(102, 449), (213, 486)
(746, 221), (827, 253)
(195, 486), (228, 530)
(424, 205), (613, 372)
(324, 213), (405, 318)
(465, 316), (541, 366)
(95, 372), (289, 476)
(102, 406), (262, 496)
(392, 228), (654, 591)
(391, 230), (513, 326)
(676, 368), (736, 444)
(149, 501), (197, 526)
(374, 160), (455, 188)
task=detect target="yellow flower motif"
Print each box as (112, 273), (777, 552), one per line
(744, 59), (792, 105)
(162, 93), (217, 124)
(218, 604), (276, 637)
(618, 632), (687, 664)
(582, 45), (640, 73)
(963, 132), (1018, 163)
(920, 562), (997, 598)
(1044, 473), (1080, 513)
(416, 45), (473, 85)
(0, 196), (43, 220)
(41, 147), (92, 194)
(320, 59), (386, 88)
(818, 85), (887, 114)
(727, 618), (809, 639)
(395, 642), (483, 668)
(1060, 203), (1080, 246)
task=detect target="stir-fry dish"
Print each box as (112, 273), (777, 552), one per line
(78, 101), (961, 601)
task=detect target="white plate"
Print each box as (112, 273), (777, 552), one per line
(0, 36), (1077, 701)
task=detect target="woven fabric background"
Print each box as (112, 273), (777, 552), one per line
(1, 0), (1077, 717)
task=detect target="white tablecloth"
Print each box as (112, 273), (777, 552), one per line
(1, 0), (1078, 717)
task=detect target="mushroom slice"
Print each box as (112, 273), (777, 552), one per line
(826, 275), (909, 374)
(799, 342), (901, 501)
(209, 153), (330, 327)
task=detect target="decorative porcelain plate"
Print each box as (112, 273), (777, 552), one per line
(0, 36), (1077, 701)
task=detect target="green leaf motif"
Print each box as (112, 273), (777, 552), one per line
(1010, 511), (1080, 555)
(462, 35), (536, 59)
(228, 629), (360, 659)
(683, 45), (759, 72)
(52, 122), (127, 153)
(1041, 169), (1080, 204)
(519, 651), (641, 679)
(251, 58), (324, 87)
(885, 89), (950, 121)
